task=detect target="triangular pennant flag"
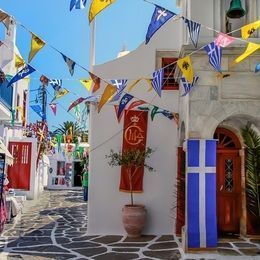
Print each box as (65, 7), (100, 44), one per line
(151, 106), (159, 121)
(146, 5), (176, 44)
(214, 33), (235, 48)
(89, 72), (101, 93)
(15, 54), (25, 69)
(183, 18), (201, 48)
(97, 84), (117, 113)
(172, 113), (179, 126)
(49, 103), (57, 115)
(126, 100), (146, 113)
(80, 79), (92, 91)
(204, 42), (222, 73)
(241, 20), (260, 39)
(28, 33), (45, 62)
(7, 64), (35, 87)
(68, 97), (87, 112)
(235, 42), (260, 64)
(49, 79), (62, 92)
(151, 69), (164, 97)
(180, 76), (199, 96)
(70, 0), (87, 11)
(30, 104), (45, 119)
(114, 105), (123, 122)
(40, 75), (49, 86)
(62, 54), (76, 76)
(127, 79), (141, 92)
(89, 0), (116, 23)
(177, 56), (194, 83)
(255, 63), (260, 73)
(161, 110), (175, 120)
(117, 93), (134, 119)
(145, 79), (154, 92)
(51, 89), (69, 102)
(111, 79), (128, 102)
(0, 11), (8, 23)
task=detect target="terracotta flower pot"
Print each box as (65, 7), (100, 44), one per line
(122, 204), (147, 237)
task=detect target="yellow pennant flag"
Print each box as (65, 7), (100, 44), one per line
(28, 33), (45, 62)
(15, 54), (25, 68)
(235, 42), (260, 64)
(241, 20), (260, 39)
(80, 79), (93, 91)
(52, 89), (69, 102)
(127, 79), (142, 92)
(177, 55), (194, 83)
(97, 84), (117, 113)
(89, 0), (116, 23)
(145, 79), (153, 92)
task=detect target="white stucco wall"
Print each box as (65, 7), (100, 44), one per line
(88, 18), (182, 235)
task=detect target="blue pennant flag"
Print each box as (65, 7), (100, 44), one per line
(152, 68), (164, 97)
(180, 76), (199, 96)
(50, 79), (62, 92)
(146, 5), (176, 44)
(111, 79), (128, 102)
(30, 104), (46, 120)
(118, 93), (134, 119)
(62, 54), (76, 76)
(183, 18), (201, 48)
(70, 0), (87, 11)
(204, 42), (222, 73)
(255, 63), (260, 73)
(8, 64), (35, 87)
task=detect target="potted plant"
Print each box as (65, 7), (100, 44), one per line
(106, 147), (154, 237)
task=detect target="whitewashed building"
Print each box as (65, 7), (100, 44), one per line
(88, 0), (260, 250)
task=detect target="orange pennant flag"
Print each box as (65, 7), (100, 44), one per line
(97, 84), (117, 113)
(89, 72), (101, 93)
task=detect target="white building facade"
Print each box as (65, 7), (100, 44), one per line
(88, 0), (260, 250)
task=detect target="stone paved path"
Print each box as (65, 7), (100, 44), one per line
(0, 190), (260, 259)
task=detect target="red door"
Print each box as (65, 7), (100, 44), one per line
(214, 128), (242, 235)
(8, 142), (32, 190)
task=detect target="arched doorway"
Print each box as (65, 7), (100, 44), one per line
(214, 127), (242, 236)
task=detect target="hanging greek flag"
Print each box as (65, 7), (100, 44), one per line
(7, 64), (35, 87)
(183, 18), (201, 48)
(30, 104), (46, 120)
(146, 5), (176, 44)
(70, 0), (87, 11)
(204, 42), (222, 73)
(111, 79), (128, 102)
(151, 68), (164, 97)
(117, 93), (134, 119)
(62, 54), (76, 76)
(50, 79), (62, 92)
(187, 139), (217, 248)
(180, 76), (199, 96)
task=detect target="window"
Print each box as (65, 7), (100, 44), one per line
(162, 58), (178, 90)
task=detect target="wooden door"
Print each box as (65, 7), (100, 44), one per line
(8, 142), (32, 190)
(217, 152), (241, 234)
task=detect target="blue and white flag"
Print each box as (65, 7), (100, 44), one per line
(187, 139), (217, 248)
(111, 79), (128, 102)
(255, 63), (260, 73)
(146, 5), (176, 44)
(118, 93), (134, 119)
(204, 42), (222, 73)
(7, 64), (35, 87)
(30, 104), (46, 120)
(180, 76), (199, 96)
(50, 79), (62, 92)
(70, 0), (87, 11)
(62, 54), (76, 76)
(183, 18), (201, 48)
(151, 68), (164, 97)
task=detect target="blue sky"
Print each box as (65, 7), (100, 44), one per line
(0, 0), (178, 131)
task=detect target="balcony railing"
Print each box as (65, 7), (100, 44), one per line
(0, 80), (13, 110)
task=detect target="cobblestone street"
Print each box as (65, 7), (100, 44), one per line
(0, 190), (260, 259)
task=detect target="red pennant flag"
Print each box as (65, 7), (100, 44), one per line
(67, 97), (86, 112)
(49, 103), (57, 115)
(114, 105), (124, 123)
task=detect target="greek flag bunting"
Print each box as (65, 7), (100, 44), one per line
(111, 79), (128, 102)
(146, 5), (177, 44)
(180, 76), (199, 96)
(50, 79), (62, 92)
(187, 139), (217, 248)
(204, 42), (222, 73)
(183, 18), (201, 48)
(151, 68), (164, 97)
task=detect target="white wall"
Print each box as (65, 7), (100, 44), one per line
(88, 18), (182, 235)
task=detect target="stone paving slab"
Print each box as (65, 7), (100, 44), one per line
(1, 190), (260, 260)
